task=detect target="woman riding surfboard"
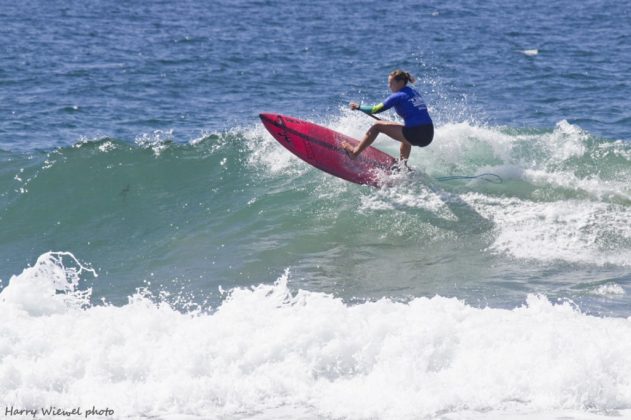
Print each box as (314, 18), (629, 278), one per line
(342, 70), (434, 163)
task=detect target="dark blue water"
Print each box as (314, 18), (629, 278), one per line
(2, 0), (629, 152)
(2, 1), (631, 419)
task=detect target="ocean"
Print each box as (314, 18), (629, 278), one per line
(1, 0), (631, 419)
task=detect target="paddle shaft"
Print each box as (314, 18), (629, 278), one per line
(358, 108), (382, 121)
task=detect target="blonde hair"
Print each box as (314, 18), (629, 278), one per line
(389, 69), (416, 84)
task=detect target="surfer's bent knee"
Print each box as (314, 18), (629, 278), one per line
(367, 124), (381, 135)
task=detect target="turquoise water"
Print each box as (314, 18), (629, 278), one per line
(2, 122), (630, 313)
(1, 1), (631, 419)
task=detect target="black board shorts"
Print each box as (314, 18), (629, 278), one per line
(402, 124), (434, 147)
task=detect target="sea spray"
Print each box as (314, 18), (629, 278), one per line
(2, 257), (631, 419)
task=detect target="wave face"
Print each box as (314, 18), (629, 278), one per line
(1, 115), (630, 312)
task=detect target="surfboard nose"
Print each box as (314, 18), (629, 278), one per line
(259, 113), (278, 123)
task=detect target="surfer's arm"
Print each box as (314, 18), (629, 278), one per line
(357, 92), (402, 114)
(358, 103), (385, 114)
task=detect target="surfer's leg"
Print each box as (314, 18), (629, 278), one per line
(373, 122), (412, 161)
(343, 121), (409, 159)
(399, 142), (411, 161)
(342, 123), (380, 158)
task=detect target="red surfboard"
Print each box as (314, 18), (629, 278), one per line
(259, 113), (396, 187)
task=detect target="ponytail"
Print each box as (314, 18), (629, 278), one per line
(390, 69), (416, 84)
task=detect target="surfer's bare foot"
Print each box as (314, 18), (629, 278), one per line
(341, 142), (358, 159)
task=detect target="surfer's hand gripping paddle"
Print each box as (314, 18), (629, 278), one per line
(350, 102), (382, 121)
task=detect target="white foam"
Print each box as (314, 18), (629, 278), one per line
(544, 120), (588, 162)
(426, 119), (590, 174)
(592, 283), (626, 296)
(427, 119), (631, 201)
(2, 258), (631, 419)
(359, 175), (456, 218)
(423, 122), (535, 175)
(134, 129), (174, 157)
(188, 129), (215, 145)
(0, 252), (96, 316)
(597, 139), (631, 162)
(97, 141), (116, 153)
(523, 169), (631, 203)
(243, 123), (311, 177)
(464, 194), (631, 266)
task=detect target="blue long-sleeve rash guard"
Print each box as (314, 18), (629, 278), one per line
(359, 86), (432, 127)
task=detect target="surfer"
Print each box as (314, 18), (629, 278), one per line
(342, 70), (433, 163)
